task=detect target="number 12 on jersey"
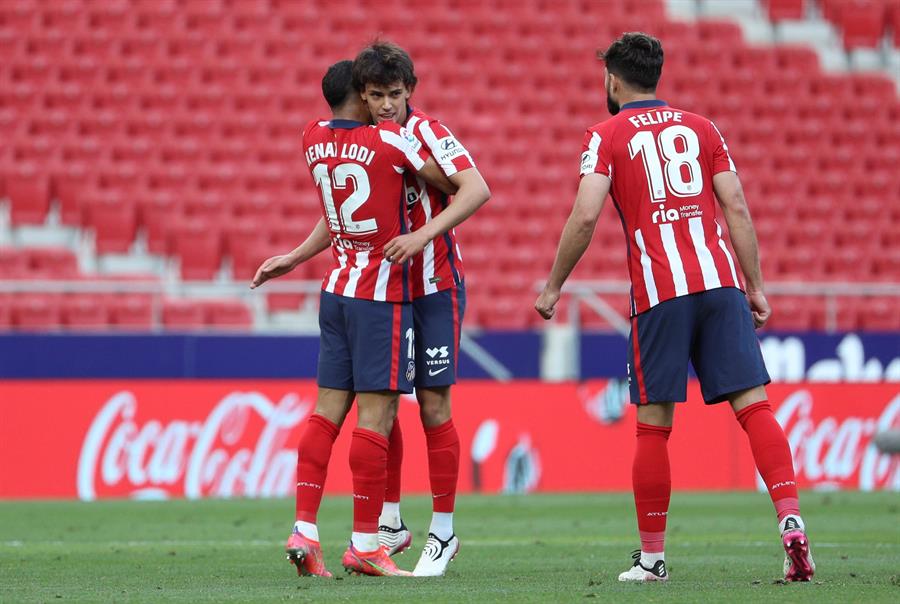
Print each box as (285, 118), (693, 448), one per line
(628, 125), (704, 202)
(312, 163), (376, 235)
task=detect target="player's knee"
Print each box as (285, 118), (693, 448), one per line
(418, 388), (452, 427)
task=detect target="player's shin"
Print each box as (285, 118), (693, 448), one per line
(380, 417), (403, 529)
(294, 414), (340, 538)
(735, 401), (801, 523)
(349, 428), (390, 552)
(425, 419), (460, 540)
(633, 422), (672, 566)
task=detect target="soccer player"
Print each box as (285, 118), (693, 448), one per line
(255, 43), (489, 577)
(354, 41), (487, 577)
(534, 33), (814, 583)
(267, 60), (486, 578)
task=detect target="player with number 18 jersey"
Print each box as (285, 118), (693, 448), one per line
(580, 100), (741, 316)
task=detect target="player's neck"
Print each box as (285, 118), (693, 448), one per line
(618, 92), (657, 106)
(331, 102), (369, 124)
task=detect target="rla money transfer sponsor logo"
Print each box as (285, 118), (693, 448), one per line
(769, 390), (900, 491)
(77, 391), (311, 501)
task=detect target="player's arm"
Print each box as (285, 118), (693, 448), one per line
(712, 170), (770, 328)
(417, 159), (459, 196)
(250, 217), (330, 289)
(535, 173), (610, 320)
(384, 165), (490, 264)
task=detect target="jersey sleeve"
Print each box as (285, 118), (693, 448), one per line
(709, 120), (737, 174)
(415, 118), (475, 177)
(579, 126), (613, 178)
(378, 122), (429, 172)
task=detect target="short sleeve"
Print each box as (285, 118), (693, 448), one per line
(709, 121), (737, 174)
(378, 122), (429, 172)
(416, 119), (475, 177)
(580, 127), (612, 178)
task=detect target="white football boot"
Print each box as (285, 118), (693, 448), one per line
(412, 533), (460, 577)
(617, 550), (669, 582)
(378, 519), (413, 556)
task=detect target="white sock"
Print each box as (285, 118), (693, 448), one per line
(293, 521), (318, 541)
(779, 514), (805, 534)
(428, 512), (454, 541)
(640, 551), (664, 567)
(379, 501), (402, 529)
(351, 531), (380, 552)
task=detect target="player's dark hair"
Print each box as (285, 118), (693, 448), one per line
(598, 32), (664, 92)
(321, 60), (354, 108)
(352, 40), (418, 91)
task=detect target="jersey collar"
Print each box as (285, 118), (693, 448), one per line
(329, 119), (366, 129)
(620, 99), (668, 111)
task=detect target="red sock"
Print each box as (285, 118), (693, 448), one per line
(736, 401), (800, 521)
(633, 422), (672, 554)
(295, 414), (340, 523)
(384, 417), (403, 503)
(349, 428), (389, 533)
(425, 419), (460, 513)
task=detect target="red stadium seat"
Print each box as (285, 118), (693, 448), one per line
(204, 300), (253, 329)
(81, 191), (138, 254)
(61, 294), (111, 330)
(27, 247), (79, 278)
(0, 247), (29, 278)
(6, 167), (50, 224)
(11, 294), (62, 330)
(168, 220), (223, 280)
(765, 0), (806, 21)
(108, 294), (154, 330)
(162, 299), (206, 330)
(836, 1), (886, 49)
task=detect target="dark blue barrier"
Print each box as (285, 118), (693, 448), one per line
(0, 331), (542, 379)
(579, 331), (900, 380)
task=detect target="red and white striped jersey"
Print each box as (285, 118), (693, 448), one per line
(580, 100), (742, 315)
(403, 107), (475, 298)
(302, 118), (429, 302)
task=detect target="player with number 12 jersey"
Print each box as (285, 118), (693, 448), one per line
(303, 118), (426, 303)
(580, 100), (741, 315)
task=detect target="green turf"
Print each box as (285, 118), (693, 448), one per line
(1, 492), (898, 602)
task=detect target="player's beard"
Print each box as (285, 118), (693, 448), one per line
(606, 89), (620, 115)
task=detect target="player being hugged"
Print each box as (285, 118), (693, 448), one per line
(354, 40), (489, 577)
(251, 59), (489, 578)
(535, 33), (814, 583)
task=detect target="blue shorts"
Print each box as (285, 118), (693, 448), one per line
(627, 287), (770, 405)
(317, 291), (415, 394)
(413, 282), (466, 388)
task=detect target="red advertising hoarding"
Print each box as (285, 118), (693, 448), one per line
(0, 381), (897, 499)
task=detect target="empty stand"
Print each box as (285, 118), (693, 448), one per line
(0, 0), (897, 331)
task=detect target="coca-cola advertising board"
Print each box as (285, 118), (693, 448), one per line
(0, 381), (897, 499)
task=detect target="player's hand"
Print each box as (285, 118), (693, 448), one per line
(747, 290), (771, 329)
(535, 286), (561, 320)
(250, 255), (298, 289)
(384, 232), (429, 264)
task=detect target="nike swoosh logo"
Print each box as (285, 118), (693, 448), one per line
(428, 368), (449, 376)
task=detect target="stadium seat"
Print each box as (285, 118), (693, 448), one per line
(203, 300), (253, 329)
(6, 168), (50, 224)
(161, 299), (206, 330)
(108, 294), (155, 330)
(11, 294), (62, 330)
(61, 294), (111, 330)
(765, 0), (806, 21)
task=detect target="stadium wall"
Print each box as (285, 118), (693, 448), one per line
(1, 380), (897, 499)
(0, 332), (896, 380)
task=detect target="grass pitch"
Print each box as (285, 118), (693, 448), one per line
(1, 492), (898, 602)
